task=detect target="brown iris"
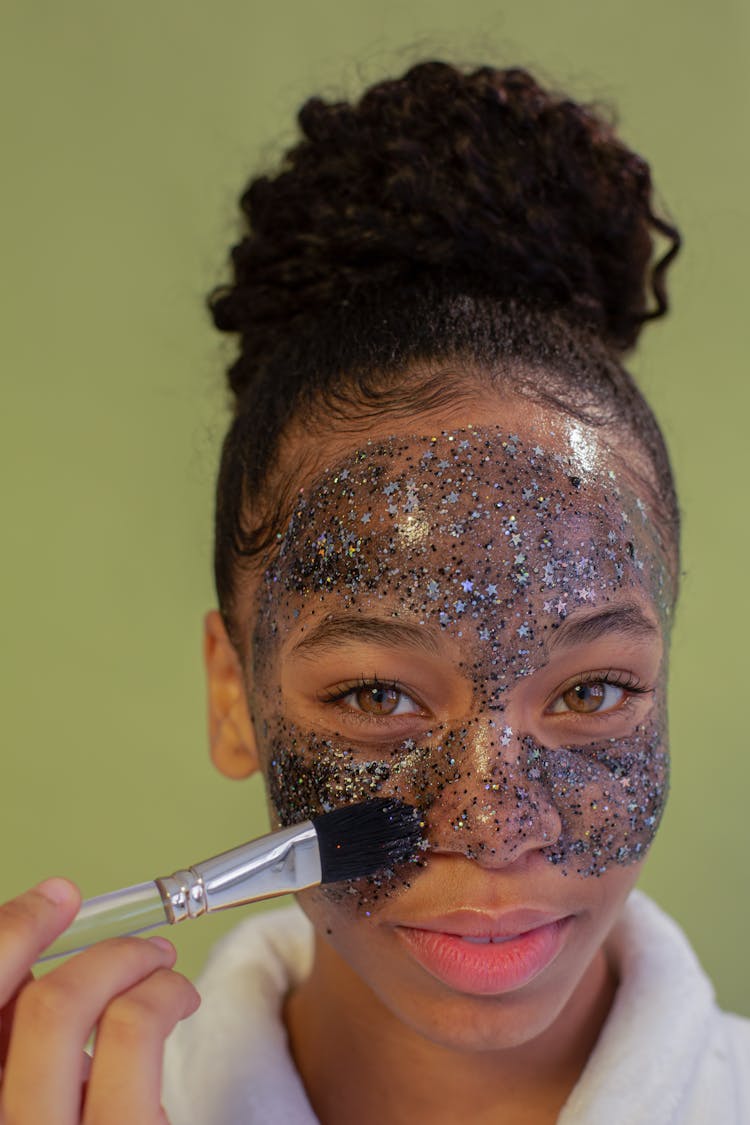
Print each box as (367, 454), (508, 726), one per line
(355, 685), (401, 715)
(562, 682), (607, 713)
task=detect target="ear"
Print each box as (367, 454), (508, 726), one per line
(203, 609), (259, 779)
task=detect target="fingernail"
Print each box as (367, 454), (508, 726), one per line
(36, 877), (77, 906)
(148, 935), (175, 956)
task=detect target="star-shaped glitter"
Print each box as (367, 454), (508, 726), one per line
(446, 491), (459, 504)
(486, 584), (497, 596)
(426, 580), (440, 600)
(461, 579), (473, 593)
(555, 599), (568, 616)
(514, 553), (526, 565)
(517, 623), (530, 638)
(543, 562), (556, 585)
(510, 533), (522, 547)
(361, 512), (372, 524)
(454, 600), (466, 613)
(543, 600), (554, 613)
(478, 627), (490, 641)
(383, 482), (398, 496)
(500, 725), (513, 746)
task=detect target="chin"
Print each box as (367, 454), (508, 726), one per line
(382, 980), (573, 1053)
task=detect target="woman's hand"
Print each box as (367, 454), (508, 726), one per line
(0, 878), (200, 1123)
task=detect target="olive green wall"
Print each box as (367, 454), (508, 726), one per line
(2, 1), (748, 1015)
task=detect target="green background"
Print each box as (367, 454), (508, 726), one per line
(2, 1), (748, 1016)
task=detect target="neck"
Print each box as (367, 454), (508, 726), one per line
(284, 934), (617, 1125)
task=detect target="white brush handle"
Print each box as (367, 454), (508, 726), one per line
(38, 881), (166, 962)
(36, 820), (321, 964)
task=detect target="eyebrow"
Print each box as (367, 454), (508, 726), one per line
(545, 602), (659, 654)
(289, 614), (442, 659)
(287, 601), (659, 661)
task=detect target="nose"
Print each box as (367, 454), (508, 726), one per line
(422, 724), (563, 868)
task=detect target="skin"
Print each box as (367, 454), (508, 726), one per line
(205, 386), (675, 1125)
(0, 879), (200, 1123)
(0, 380), (673, 1124)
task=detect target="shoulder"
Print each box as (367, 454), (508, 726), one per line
(196, 899), (314, 990)
(679, 1009), (750, 1122)
(561, 889), (750, 1124)
(715, 1010), (750, 1092)
(163, 903), (318, 1125)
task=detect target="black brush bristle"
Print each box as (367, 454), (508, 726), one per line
(312, 798), (424, 883)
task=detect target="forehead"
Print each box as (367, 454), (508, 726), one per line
(258, 426), (673, 645)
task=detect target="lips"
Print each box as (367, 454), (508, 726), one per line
(395, 911), (572, 996)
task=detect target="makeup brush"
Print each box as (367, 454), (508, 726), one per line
(38, 798), (423, 963)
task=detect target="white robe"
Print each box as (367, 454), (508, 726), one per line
(163, 890), (750, 1124)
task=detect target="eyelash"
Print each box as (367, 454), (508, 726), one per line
(551, 668), (648, 699)
(319, 677), (418, 725)
(320, 670), (653, 724)
(547, 669), (652, 719)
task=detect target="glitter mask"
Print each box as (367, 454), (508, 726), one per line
(252, 428), (672, 881)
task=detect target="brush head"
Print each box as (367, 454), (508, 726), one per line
(312, 798), (424, 883)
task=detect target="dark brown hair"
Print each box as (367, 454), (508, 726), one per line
(208, 61), (681, 631)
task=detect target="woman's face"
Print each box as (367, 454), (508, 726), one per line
(228, 392), (674, 1050)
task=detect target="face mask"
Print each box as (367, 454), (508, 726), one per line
(252, 428), (672, 884)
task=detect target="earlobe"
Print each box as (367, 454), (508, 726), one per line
(203, 609), (259, 780)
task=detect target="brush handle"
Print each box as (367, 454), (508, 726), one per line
(37, 881), (168, 962)
(35, 820), (322, 964)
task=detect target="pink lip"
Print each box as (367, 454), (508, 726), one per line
(395, 912), (572, 996)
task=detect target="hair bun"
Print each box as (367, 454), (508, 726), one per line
(210, 61), (680, 395)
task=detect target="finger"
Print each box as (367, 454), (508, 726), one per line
(83, 965), (200, 1124)
(1, 935), (177, 1125)
(0, 879), (81, 1007)
(0, 973), (32, 1070)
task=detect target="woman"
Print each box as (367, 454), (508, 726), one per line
(1, 61), (747, 1124)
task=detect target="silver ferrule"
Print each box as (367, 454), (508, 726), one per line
(155, 820), (321, 924)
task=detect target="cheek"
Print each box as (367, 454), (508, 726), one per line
(263, 727), (427, 913)
(261, 701), (669, 889)
(531, 726), (670, 875)
(265, 732), (396, 825)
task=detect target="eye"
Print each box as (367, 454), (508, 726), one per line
(343, 683), (420, 716)
(324, 679), (423, 718)
(548, 680), (626, 715)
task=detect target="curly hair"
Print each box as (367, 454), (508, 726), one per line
(208, 61), (681, 629)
